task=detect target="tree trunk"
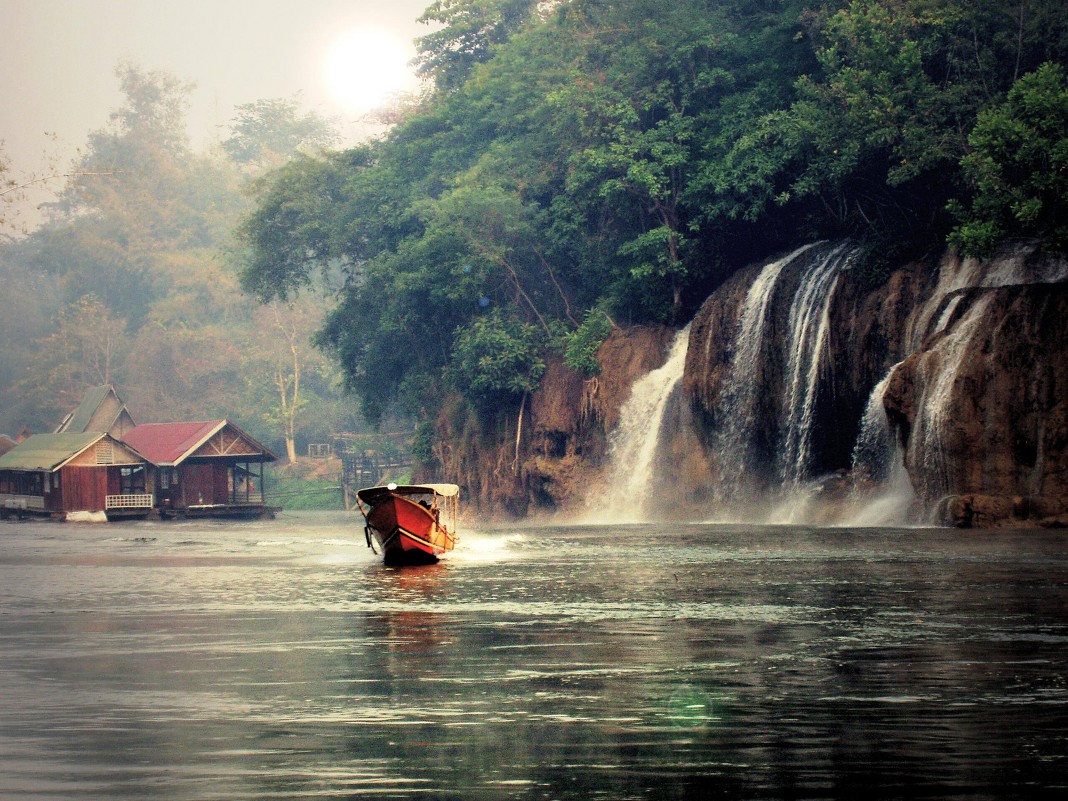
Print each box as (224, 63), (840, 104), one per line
(513, 393), (526, 475)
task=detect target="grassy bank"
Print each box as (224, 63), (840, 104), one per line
(266, 459), (345, 511)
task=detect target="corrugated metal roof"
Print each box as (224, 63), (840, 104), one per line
(0, 432), (104, 472)
(55, 384), (132, 435)
(122, 421), (228, 466)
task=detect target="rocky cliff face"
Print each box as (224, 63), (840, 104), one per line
(432, 241), (1068, 527)
(883, 283), (1068, 526)
(426, 326), (672, 518)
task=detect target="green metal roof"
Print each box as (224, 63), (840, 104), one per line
(0, 432), (104, 472)
(57, 385), (119, 433)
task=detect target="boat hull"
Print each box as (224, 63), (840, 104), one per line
(364, 494), (455, 565)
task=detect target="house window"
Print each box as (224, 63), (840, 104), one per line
(120, 465), (146, 494)
(230, 462), (262, 502)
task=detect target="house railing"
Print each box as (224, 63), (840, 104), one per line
(106, 494), (154, 510)
(1, 493), (46, 511)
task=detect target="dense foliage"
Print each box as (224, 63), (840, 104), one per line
(0, 65), (361, 454)
(228, 0), (1067, 441)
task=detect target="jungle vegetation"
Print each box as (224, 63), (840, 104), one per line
(4, 1), (1066, 463)
(238, 0), (1068, 451)
(0, 65), (357, 459)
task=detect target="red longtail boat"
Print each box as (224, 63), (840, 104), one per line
(356, 483), (459, 566)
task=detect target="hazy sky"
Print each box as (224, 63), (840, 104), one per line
(1, 0), (435, 226)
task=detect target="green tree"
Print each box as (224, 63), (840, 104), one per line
(19, 294), (128, 421)
(415, 0), (543, 91)
(237, 0), (1068, 453)
(449, 308), (549, 472)
(223, 98), (338, 172)
(949, 62), (1068, 254)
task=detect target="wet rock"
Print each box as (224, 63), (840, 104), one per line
(885, 283), (1068, 521)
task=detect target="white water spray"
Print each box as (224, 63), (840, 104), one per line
(842, 371), (916, 526)
(590, 325), (691, 523)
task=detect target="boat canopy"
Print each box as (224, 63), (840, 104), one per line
(356, 483), (460, 504)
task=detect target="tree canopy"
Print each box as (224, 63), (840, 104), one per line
(235, 0), (1068, 440)
(0, 65), (359, 452)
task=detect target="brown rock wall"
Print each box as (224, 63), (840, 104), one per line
(427, 241), (1068, 527)
(884, 283), (1068, 523)
(428, 325), (672, 519)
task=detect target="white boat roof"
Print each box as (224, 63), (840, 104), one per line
(356, 483), (460, 502)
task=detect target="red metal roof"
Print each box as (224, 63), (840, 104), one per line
(122, 421), (226, 466)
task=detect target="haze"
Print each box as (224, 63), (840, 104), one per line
(1, 0), (432, 227)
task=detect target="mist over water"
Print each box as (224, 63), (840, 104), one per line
(2, 513), (1067, 799)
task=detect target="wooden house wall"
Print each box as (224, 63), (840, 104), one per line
(214, 463), (229, 502)
(180, 463), (230, 506)
(60, 466), (108, 512)
(180, 463), (213, 508)
(108, 469), (122, 496)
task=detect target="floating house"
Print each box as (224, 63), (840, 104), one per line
(0, 432), (152, 519)
(2, 387), (278, 521)
(122, 420), (276, 519)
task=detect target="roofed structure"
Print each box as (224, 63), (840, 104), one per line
(0, 432), (114, 472)
(0, 432), (150, 518)
(123, 420), (275, 467)
(55, 385), (136, 439)
(121, 420), (276, 519)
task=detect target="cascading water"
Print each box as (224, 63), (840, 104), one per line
(780, 243), (853, 485)
(846, 245), (1065, 522)
(842, 371), (916, 526)
(585, 241), (1064, 526)
(711, 242), (853, 520)
(715, 243), (820, 491)
(851, 372), (898, 486)
(589, 325), (691, 523)
(911, 294), (995, 502)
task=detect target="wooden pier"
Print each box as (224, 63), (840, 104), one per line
(336, 433), (413, 511)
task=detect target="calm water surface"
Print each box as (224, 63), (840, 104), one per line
(1, 512), (1067, 799)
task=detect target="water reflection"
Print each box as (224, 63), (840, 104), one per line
(1, 514), (1067, 798)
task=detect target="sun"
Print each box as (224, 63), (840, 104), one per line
(324, 27), (416, 115)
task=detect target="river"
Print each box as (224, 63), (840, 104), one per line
(1, 512), (1066, 799)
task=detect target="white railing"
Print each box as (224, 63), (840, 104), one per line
(1, 494), (46, 511)
(106, 494), (154, 510)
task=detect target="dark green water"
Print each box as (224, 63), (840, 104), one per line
(1, 512), (1066, 799)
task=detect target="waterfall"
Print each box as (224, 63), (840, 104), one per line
(691, 241), (855, 522)
(911, 294), (994, 501)
(582, 242), (1063, 526)
(780, 243), (852, 485)
(842, 370), (916, 526)
(841, 245), (1066, 523)
(851, 372), (897, 486)
(715, 243), (821, 490)
(590, 325), (691, 523)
